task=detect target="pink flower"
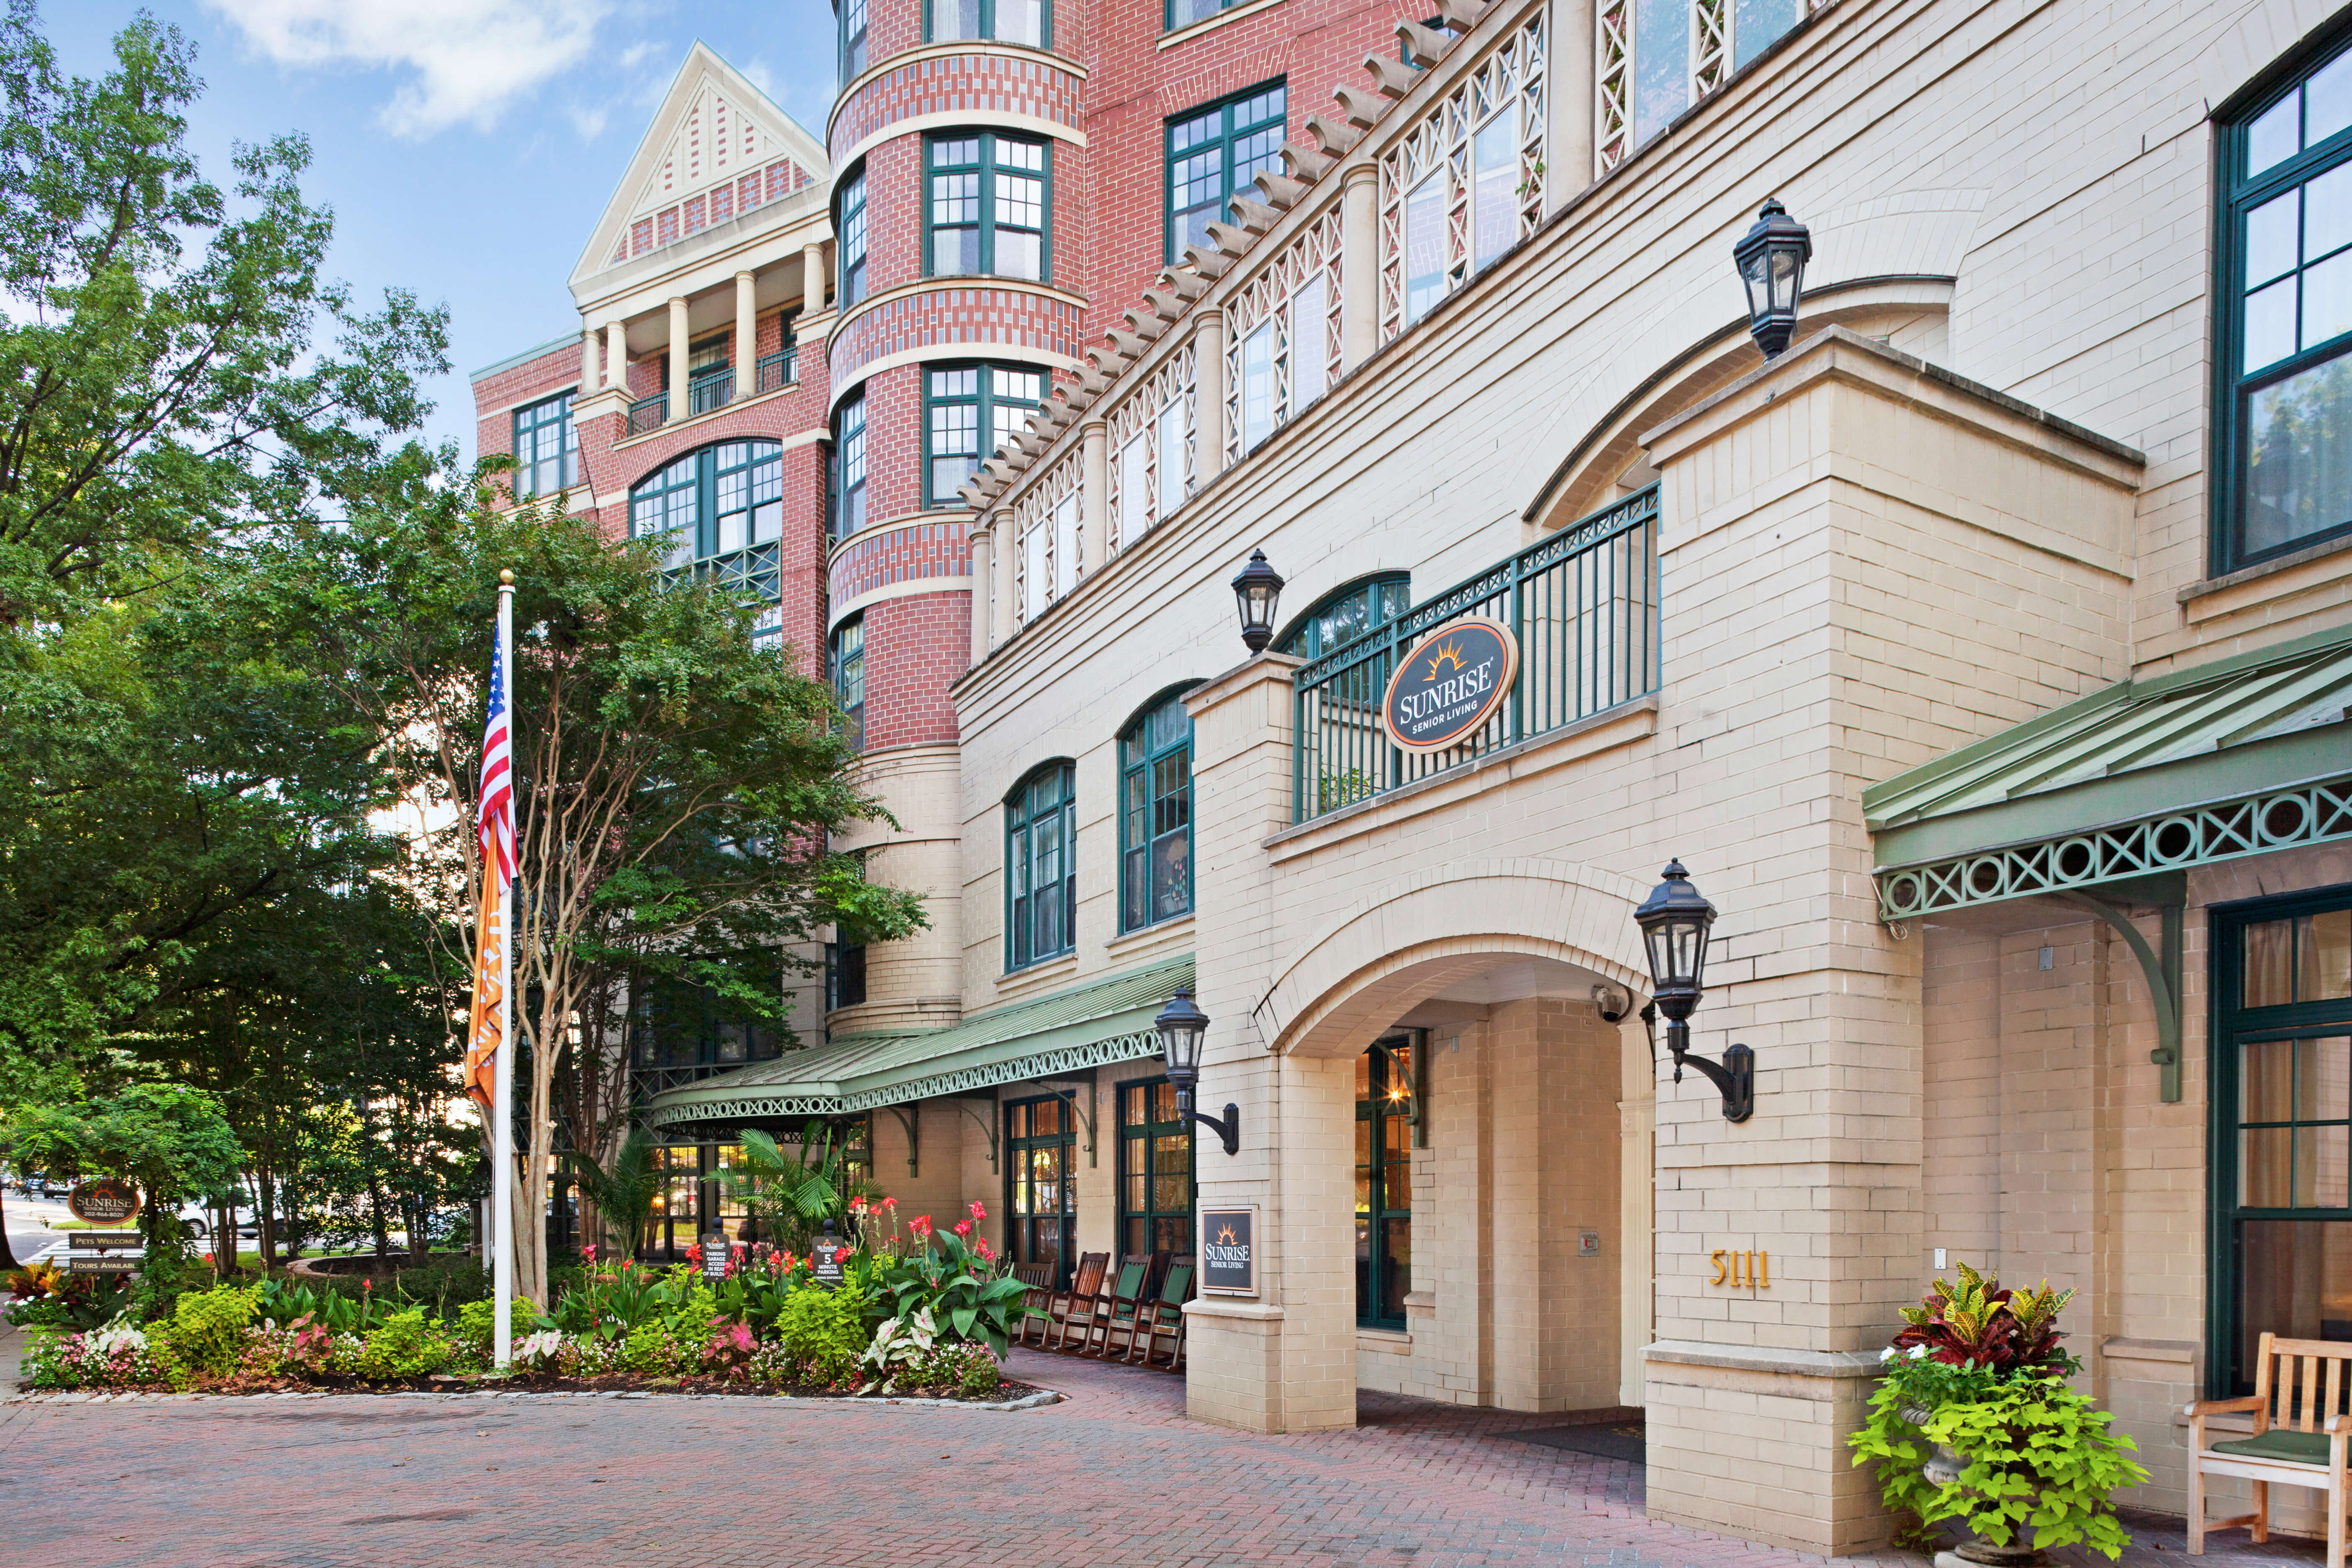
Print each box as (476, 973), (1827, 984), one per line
(953, 1220), (972, 1238)
(910, 1214), (933, 1237)
(975, 1237), (996, 1262)
(581, 1244), (598, 1262)
(968, 1200), (986, 1221)
(881, 1196), (898, 1210)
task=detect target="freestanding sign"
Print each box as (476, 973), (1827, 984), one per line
(67, 1229), (144, 1274)
(1378, 617), (1519, 753)
(67, 1177), (140, 1225)
(812, 1223), (849, 1287)
(700, 1230), (732, 1281)
(1199, 1205), (1257, 1297)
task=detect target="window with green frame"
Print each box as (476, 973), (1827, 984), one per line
(838, 170), (869, 307)
(1165, 82), (1285, 263)
(2210, 888), (2352, 1394)
(925, 364), (1045, 505)
(841, 0), (867, 79)
(1276, 574), (1411, 659)
(1356, 1036), (1417, 1329)
(1166, 0), (1248, 33)
(928, 133), (1048, 281)
(2218, 33), (2352, 572)
(927, 0), (1046, 46)
(1119, 1078), (1194, 1256)
(1119, 692), (1194, 931)
(833, 394), (867, 538)
(1006, 1096), (1076, 1287)
(1006, 761), (1075, 970)
(511, 391), (579, 500)
(831, 616), (865, 751)
(627, 441), (786, 645)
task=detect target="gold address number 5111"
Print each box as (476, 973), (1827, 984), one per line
(1710, 1249), (1770, 1289)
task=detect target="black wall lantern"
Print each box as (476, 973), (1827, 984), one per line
(1632, 860), (1755, 1122)
(1733, 198), (1811, 359)
(1231, 549), (1284, 654)
(1155, 986), (1240, 1154)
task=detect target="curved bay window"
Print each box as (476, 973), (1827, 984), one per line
(831, 616), (865, 752)
(926, 364), (1045, 505)
(1006, 762), (1076, 970)
(628, 440), (786, 645)
(927, 133), (1048, 282)
(838, 170), (869, 307)
(1006, 1096), (1076, 1287)
(1356, 1036), (1418, 1329)
(841, 0), (867, 80)
(1119, 1079), (1194, 1256)
(1119, 692), (1194, 931)
(1276, 574), (1410, 659)
(2220, 35), (2352, 570)
(2213, 889), (2352, 1393)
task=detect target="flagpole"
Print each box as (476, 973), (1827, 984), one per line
(492, 570), (516, 1369)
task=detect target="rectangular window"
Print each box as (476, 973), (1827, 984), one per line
(2221, 41), (2352, 570)
(826, 941), (867, 1011)
(1120, 695), (1194, 931)
(843, 0), (868, 77)
(1022, 521), (1049, 621)
(2211, 890), (2352, 1395)
(1604, 0), (1807, 174)
(929, 0), (1048, 46)
(832, 617), (865, 752)
(1165, 83), (1286, 263)
(1117, 433), (1148, 549)
(1118, 1080), (1196, 1257)
(1005, 764), (1075, 970)
(839, 172), (869, 307)
(1053, 488), (1080, 595)
(1241, 319), (1274, 452)
(1292, 273), (1328, 409)
(511, 391), (579, 500)
(1156, 395), (1186, 519)
(1403, 173), (1445, 324)
(1471, 108), (1518, 270)
(924, 363), (1043, 505)
(928, 134), (1049, 281)
(1355, 1037), (1418, 1329)
(835, 396), (868, 538)
(1166, 0), (1247, 32)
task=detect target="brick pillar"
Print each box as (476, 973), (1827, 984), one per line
(1341, 167), (1377, 373)
(1180, 653), (1357, 1434)
(666, 296), (689, 423)
(734, 271), (757, 398)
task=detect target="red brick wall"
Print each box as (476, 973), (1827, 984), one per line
(472, 340), (583, 501)
(861, 588), (972, 750)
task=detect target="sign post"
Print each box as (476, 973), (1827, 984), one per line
(1377, 616), (1520, 753)
(1199, 1205), (1257, 1297)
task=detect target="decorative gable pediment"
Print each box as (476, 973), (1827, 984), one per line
(575, 44), (830, 286)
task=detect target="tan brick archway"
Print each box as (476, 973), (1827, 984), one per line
(1252, 859), (1655, 1059)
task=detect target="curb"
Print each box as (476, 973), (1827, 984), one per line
(5, 1385), (1062, 1411)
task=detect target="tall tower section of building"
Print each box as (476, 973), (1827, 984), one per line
(821, 0), (1407, 1035)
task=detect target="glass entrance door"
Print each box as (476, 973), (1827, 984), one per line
(1006, 1096), (1077, 1288)
(1355, 1036), (1416, 1329)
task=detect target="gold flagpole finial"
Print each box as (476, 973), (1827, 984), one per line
(499, 569), (514, 585)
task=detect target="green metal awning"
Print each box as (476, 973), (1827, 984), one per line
(645, 954), (1190, 1131)
(1867, 623), (2352, 921)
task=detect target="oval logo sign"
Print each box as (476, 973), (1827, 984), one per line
(67, 1177), (140, 1225)
(1380, 617), (1519, 753)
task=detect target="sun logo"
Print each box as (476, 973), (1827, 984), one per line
(1423, 640), (1467, 680)
(1217, 1224), (1239, 1245)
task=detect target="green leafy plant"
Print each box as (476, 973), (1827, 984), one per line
(353, 1307), (451, 1382)
(858, 1306), (938, 1395)
(155, 1284), (257, 1381)
(722, 1124), (876, 1254)
(568, 1130), (662, 1261)
(1896, 1260), (2075, 1373)
(870, 1206), (1034, 1357)
(774, 1273), (871, 1386)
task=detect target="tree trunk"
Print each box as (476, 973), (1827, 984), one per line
(366, 1171), (390, 1260)
(255, 1159), (277, 1272)
(0, 1181), (22, 1272)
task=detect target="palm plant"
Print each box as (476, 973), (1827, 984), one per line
(567, 1129), (662, 1261)
(722, 1122), (876, 1252)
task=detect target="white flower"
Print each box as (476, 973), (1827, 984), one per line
(1908, 1344), (1930, 1360)
(1879, 1346), (1897, 1362)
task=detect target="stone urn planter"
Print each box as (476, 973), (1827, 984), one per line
(1899, 1403), (2051, 1567)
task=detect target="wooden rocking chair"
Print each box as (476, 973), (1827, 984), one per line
(1041, 1252), (1108, 1351)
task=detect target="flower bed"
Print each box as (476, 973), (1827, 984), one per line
(12, 1197), (1040, 1405)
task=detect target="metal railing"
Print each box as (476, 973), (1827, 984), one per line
(1292, 483), (1660, 823)
(689, 370), (733, 416)
(627, 394), (668, 436)
(756, 347), (797, 394)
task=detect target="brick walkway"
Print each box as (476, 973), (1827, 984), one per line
(0, 1348), (2328, 1566)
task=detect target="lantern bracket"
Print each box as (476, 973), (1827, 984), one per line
(1176, 1091), (1241, 1156)
(1664, 1016), (1754, 1123)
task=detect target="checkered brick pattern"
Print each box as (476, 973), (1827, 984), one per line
(830, 52), (1086, 159)
(832, 284), (1086, 387)
(863, 588), (972, 749)
(828, 520), (973, 609)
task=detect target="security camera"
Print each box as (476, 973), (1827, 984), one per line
(1592, 984), (1630, 1024)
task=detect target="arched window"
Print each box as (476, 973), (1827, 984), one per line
(831, 617), (865, 752)
(1119, 691), (1195, 932)
(629, 441), (785, 646)
(1006, 762), (1076, 969)
(1275, 573), (1410, 660)
(2219, 31), (2352, 570)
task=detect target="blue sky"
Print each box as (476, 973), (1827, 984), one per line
(49, 1), (838, 460)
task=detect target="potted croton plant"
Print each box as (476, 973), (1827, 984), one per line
(1849, 1263), (2147, 1565)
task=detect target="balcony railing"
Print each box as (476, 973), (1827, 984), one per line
(1292, 484), (1660, 823)
(627, 394), (668, 436)
(756, 347), (797, 394)
(689, 370), (733, 416)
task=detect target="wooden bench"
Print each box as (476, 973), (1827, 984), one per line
(2187, 1331), (2351, 1564)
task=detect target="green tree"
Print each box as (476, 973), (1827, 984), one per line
(2, 1081), (244, 1251)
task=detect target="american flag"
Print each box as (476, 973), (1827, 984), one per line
(477, 629), (513, 885)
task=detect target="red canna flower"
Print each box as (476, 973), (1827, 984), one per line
(953, 1220), (972, 1238)
(968, 1200), (986, 1221)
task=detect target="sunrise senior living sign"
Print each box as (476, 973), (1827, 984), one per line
(1380, 617), (1519, 753)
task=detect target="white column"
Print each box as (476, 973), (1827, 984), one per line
(1548, 0), (1596, 215)
(1081, 420), (1108, 575)
(1194, 310), (1227, 485)
(667, 296), (689, 423)
(579, 324), (597, 390)
(992, 505), (1017, 644)
(968, 523), (994, 662)
(734, 270), (757, 399)
(1341, 167), (1378, 372)
(803, 240), (828, 310)
(604, 318), (625, 391)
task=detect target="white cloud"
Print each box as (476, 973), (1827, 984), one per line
(566, 104), (610, 141)
(205, 0), (616, 138)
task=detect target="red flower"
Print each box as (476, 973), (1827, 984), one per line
(953, 1220), (972, 1238)
(968, 1200), (986, 1221)
(881, 1196), (898, 1210)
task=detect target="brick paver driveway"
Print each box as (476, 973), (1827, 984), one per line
(0, 1344), (2327, 1567)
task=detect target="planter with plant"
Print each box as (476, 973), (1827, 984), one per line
(1849, 1263), (2147, 1564)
